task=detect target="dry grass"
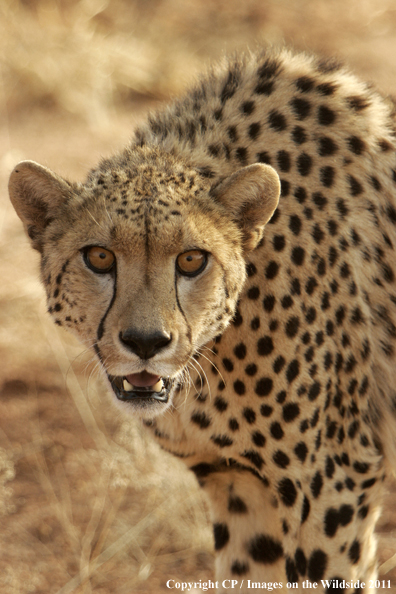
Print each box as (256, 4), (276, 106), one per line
(2, 0), (396, 592)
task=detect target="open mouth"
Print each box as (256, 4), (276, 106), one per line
(109, 370), (173, 404)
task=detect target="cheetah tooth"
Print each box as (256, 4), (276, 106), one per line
(152, 379), (164, 392)
(123, 378), (134, 392)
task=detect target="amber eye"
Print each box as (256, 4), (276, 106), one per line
(84, 246), (115, 273)
(176, 250), (208, 277)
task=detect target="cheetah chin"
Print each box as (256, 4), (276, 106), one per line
(108, 371), (174, 405)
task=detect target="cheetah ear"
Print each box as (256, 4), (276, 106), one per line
(9, 160), (73, 253)
(211, 163), (280, 251)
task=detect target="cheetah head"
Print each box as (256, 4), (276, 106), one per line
(9, 147), (280, 417)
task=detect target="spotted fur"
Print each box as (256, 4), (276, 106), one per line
(9, 48), (396, 592)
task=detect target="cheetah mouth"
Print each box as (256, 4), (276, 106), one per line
(109, 371), (173, 404)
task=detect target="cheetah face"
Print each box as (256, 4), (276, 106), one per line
(9, 149), (279, 417)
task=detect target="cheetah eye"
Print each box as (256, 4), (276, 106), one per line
(83, 246), (115, 273)
(176, 250), (208, 277)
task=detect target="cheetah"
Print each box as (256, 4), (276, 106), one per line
(9, 47), (396, 592)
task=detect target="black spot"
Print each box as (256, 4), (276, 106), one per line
(347, 540), (360, 566)
(317, 82), (337, 96)
(312, 192), (328, 210)
(257, 58), (281, 80)
(214, 397), (228, 412)
(252, 431), (266, 447)
(347, 135), (365, 155)
(320, 166), (335, 187)
(305, 277), (318, 296)
(308, 382), (321, 401)
(241, 450), (264, 470)
(245, 363), (258, 376)
(294, 186), (307, 203)
(289, 215), (302, 236)
(268, 110), (287, 131)
(257, 151), (271, 164)
(228, 495), (248, 514)
(213, 523), (230, 550)
(336, 198), (349, 219)
(260, 404), (273, 417)
(281, 295), (293, 310)
(295, 548), (307, 576)
(310, 471), (323, 498)
(191, 411), (211, 428)
(290, 97), (311, 120)
(295, 76), (315, 92)
(280, 180), (289, 198)
(190, 462), (216, 478)
(233, 380), (246, 396)
(249, 122), (261, 140)
(283, 402), (300, 422)
(291, 278), (301, 295)
(278, 478), (297, 507)
(251, 317), (260, 331)
(243, 407), (256, 424)
(277, 150), (291, 172)
(318, 105), (336, 126)
(255, 377), (273, 396)
(325, 456), (335, 478)
(248, 534), (283, 564)
(213, 108), (223, 121)
(347, 95), (370, 111)
(358, 505), (369, 519)
(263, 294), (276, 312)
(286, 557), (299, 583)
(265, 261), (279, 279)
(286, 359), (300, 383)
(233, 309), (243, 327)
(273, 450), (290, 468)
(211, 434), (233, 447)
(246, 262), (257, 277)
(301, 495), (310, 522)
(231, 560), (249, 575)
(270, 422), (284, 440)
(308, 550), (327, 581)
(255, 80), (275, 95)
(273, 235), (286, 251)
(294, 442), (308, 462)
(257, 336), (274, 356)
(361, 478), (376, 489)
(228, 126), (238, 142)
(291, 247), (305, 266)
(292, 126), (307, 144)
(241, 100), (255, 115)
(223, 358), (234, 372)
(353, 461), (370, 474)
(297, 153), (313, 176)
(305, 307), (317, 324)
(220, 67), (241, 104)
(339, 504), (354, 526)
(318, 136), (338, 156)
(234, 343), (247, 359)
(348, 175), (363, 196)
(235, 147), (248, 164)
(229, 418), (239, 431)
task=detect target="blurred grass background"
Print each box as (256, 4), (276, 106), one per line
(1, 1), (396, 592)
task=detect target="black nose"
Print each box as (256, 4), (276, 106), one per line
(119, 329), (172, 359)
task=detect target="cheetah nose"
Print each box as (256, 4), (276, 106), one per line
(119, 329), (172, 359)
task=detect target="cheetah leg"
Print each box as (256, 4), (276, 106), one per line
(196, 466), (287, 592)
(193, 462), (381, 593)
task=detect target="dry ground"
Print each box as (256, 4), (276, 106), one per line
(2, 1), (396, 592)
